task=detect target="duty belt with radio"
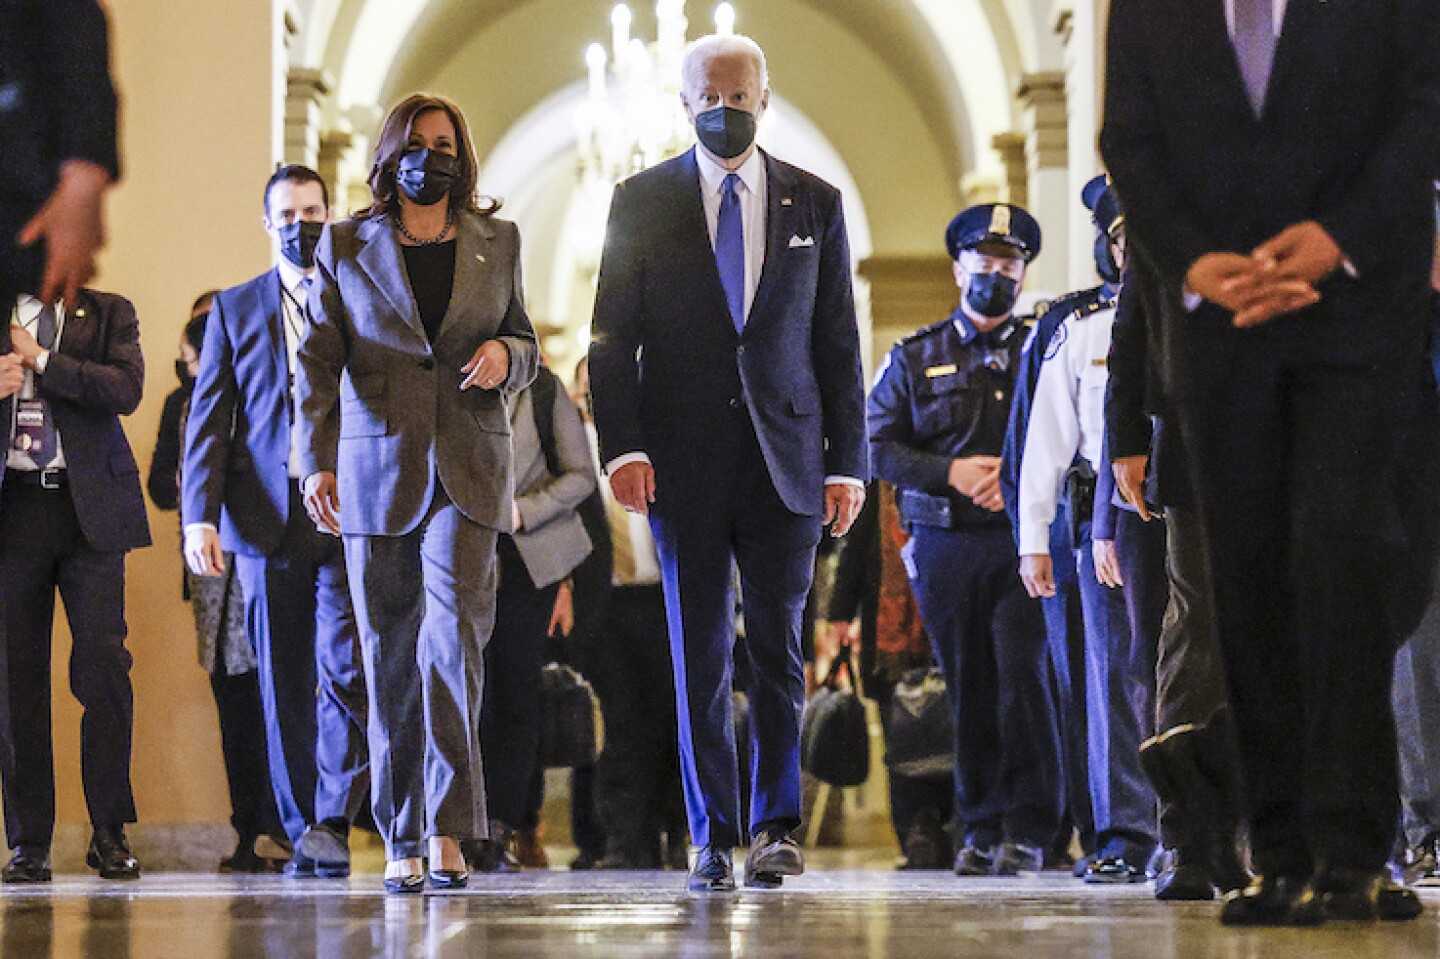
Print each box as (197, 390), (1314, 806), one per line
(1063, 458), (1097, 543)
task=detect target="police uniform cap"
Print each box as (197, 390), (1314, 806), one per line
(945, 204), (1041, 263)
(1082, 174), (1124, 237)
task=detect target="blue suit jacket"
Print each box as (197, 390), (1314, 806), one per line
(588, 148), (867, 516)
(182, 269), (295, 556)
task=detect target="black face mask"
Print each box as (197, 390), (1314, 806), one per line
(396, 149), (459, 207)
(965, 272), (1020, 319)
(175, 360), (194, 388)
(1094, 232), (1122, 285)
(278, 220), (324, 270)
(694, 106), (757, 160)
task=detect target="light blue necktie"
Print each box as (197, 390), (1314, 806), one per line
(1234, 0), (1277, 115)
(716, 173), (745, 332)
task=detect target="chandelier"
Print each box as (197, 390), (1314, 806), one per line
(574, 1), (738, 190)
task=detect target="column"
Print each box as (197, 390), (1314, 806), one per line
(1017, 72), (1070, 295)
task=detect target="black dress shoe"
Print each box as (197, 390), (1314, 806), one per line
(220, 838), (269, 874)
(1220, 875), (1320, 927)
(1084, 854), (1147, 884)
(297, 822), (351, 878)
(2, 850), (51, 884)
(687, 845), (735, 892)
(993, 842), (1044, 876)
(1296, 866), (1424, 922)
(954, 843), (996, 877)
(1152, 849), (1215, 902)
(87, 825), (141, 881)
(283, 852), (317, 878)
(463, 822), (519, 874)
(745, 832), (803, 889)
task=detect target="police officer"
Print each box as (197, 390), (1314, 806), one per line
(1015, 178), (1159, 883)
(999, 177), (1129, 870)
(869, 204), (1063, 876)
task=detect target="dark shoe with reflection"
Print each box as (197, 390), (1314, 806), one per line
(954, 843), (996, 877)
(464, 822), (520, 874)
(993, 842), (1044, 876)
(745, 831), (804, 889)
(219, 835), (269, 874)
(687, 845), (735, 892)
(2, 849), (51, 884)
(1400, 834), (1440, 887)
(1220, 875), (1320, 927)
(1084, 854), (1148, 884)
(383, 867), (425, 895)
(87, 825), (141, 880)
(1152, 849), (1215, 902)
(428, 866), (469, 890)
(283, 851), (316, 878)
(1295, 866), (1424, 922)
(298, 821), (351, 878)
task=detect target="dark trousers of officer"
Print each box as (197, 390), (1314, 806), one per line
(1075, 518), (1157, 854)
(481, 535), (559, 830)
(0, 478), (136, 852)
(1041, 512), (1094, 854)
(649, 413), (821, 850)
(589, 583), (686, 863)
(1182, 353), (1437, 876)
(1393, 570), (1440, 850)
(235, 484), (368, 846)
(908, 524), (1062, 850)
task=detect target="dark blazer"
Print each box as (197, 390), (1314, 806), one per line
(588, 148), (868, 516)
(181, 269), (297, 556)
(295, 212), (539, 536)
(0, 0), (119, 291)
(1100, 0), (1440, 376)
(0, 289), (148, 552)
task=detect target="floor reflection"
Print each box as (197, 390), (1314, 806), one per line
(0, 873), (1435, 959)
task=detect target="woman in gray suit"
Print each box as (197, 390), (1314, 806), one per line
(294, 93), (538, 893)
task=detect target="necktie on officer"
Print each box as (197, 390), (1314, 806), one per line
(1233, 0), (1277, 115)
(716, 173), (745, 333)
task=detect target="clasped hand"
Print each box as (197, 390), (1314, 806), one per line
(1186, 221), (1344, 328)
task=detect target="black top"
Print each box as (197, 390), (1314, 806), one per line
(867, 310), (1026, 529)
(147, 384), (189, 511)
(401, 240), (457, 344)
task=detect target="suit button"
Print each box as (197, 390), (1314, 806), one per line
(736, 345), (746, 357)
(419, 358), (435, 371)
(728, 397), (741, 409)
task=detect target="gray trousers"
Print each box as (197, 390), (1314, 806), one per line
(1394, 574), (1440, 848)
(343, 484), (497, 859)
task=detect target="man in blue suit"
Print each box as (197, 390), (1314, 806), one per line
(589, 34), (868, 892)
(183, 166), (368, 878)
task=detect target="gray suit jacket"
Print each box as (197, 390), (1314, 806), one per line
(509, 381), (595, 588)
(294, 211), (539, 536)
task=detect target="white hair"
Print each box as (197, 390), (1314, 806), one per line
(682, 34), (769, 92)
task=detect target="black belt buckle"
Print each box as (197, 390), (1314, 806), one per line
(39, 468), (64, 490)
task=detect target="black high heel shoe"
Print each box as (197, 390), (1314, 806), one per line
(384, 859), (426, 895)
(428, 838), (469, 890)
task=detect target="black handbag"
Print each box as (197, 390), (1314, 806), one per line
(539, 662), (604, 769)
(800, 644), (870, 787)
(885, 667), (953, 779)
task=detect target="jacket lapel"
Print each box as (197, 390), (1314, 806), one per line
(263, 270), (290, 398)
(436, 212), (498, 344)
(1263, 0), (1317, 121)
(1187, 0), (1263, 124)
(676, 148), (740, 341)
(355, 216), (423, 338)
(746, 151), (795, 334)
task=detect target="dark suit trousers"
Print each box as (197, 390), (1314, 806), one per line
(649, 412), (822, 849)
(590, 583), (685, 861)
(1181, 354), (1435, 875)
(0, 480), (135, 851)
(234, 485), (368, 845)
(343, 483), (496, 859)
(908, 525), (1062, 849)
(481, 535), (558, 828)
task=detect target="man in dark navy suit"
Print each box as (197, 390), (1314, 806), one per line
(1102, 0), (1440, 925)
(0, 287), (148, 883)
(589, 34), (867, 892)
(183, 166), (368, 879)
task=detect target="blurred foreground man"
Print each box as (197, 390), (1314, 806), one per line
(1102, 0), (1440, 925)
(589, 34), (867, 892)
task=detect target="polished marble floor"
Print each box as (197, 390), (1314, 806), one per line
(3, 865), (1440, 959)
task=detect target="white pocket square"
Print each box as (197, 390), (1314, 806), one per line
(788, 235), (815, 249)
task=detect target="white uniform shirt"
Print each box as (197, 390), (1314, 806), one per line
(1016, 305), (1117, 555)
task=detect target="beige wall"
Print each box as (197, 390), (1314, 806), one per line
(40, 0), (279, 826)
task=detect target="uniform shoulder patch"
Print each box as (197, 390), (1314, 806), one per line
(899, 317), (953, 345)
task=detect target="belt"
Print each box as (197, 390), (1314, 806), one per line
(5, 468), (67, 490)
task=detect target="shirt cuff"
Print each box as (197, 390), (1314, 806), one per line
(1182, 289), (1204, 312)
(605, 451), (651, 475)
(183, 522), (218, 538)
(1017, 521), (1051, 557)
(825, 476), (864, 489)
